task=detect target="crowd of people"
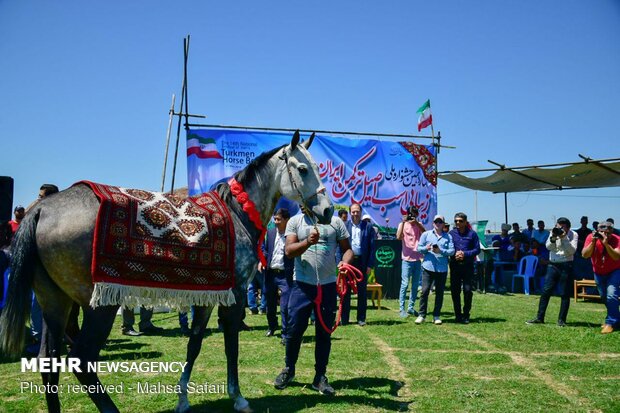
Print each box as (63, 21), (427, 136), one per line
(2, 187), (619, 395)
(485, 215), (620, 332)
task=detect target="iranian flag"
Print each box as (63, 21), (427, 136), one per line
(416, 99), (432, 132)
(187, 135), (224, 159)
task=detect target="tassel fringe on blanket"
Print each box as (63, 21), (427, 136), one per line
(90, 282), (236, 311)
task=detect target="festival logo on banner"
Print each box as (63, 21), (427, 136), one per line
(186, 129), (437, 228)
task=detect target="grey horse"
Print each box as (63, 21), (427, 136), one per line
(0, 131), (333, 413)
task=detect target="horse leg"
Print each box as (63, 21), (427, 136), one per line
(219, 294), (252, 413)
(65, 303), (81, 346)
(175, 305), (213, 413)
(69, 305), (119, 413)
(34, 268), (73, 413)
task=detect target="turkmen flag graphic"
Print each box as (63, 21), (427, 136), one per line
(187, 134), (224, 159)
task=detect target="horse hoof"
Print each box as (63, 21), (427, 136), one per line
(234, 397), (253, 413)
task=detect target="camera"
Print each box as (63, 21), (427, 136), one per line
(406, 206), (419, 221)
(551, 227), (564, 237)
(592, 231), (603, 240)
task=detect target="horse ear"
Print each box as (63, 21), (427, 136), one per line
(290, 130), (300, 151)
(302, 132), (315, 149)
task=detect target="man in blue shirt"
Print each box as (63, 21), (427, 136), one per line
(449, 213), (480, 324)
(415, 215), (455, 325)
(522, 219), (535, 243)
(492, 224), (512, 261)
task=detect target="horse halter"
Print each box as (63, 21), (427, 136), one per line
(279, 148), (325, 221)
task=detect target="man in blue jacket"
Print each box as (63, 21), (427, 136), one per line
(342, 203), (376, 326)
(261, 208), (294, 344)
(449, 212), (480, 324)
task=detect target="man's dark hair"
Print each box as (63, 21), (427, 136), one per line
(607, 218), (615, 224)
(349, 203), (361, 212)
(557, 217), (571, 227)
(40, 184), (59, 196)
(407, 206), (419, 216)
(274, 208), (290, 220)
(454, 212), (467, 221)
(338, 209), (348, 218)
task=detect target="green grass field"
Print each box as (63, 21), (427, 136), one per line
(1, 292), (618, 412)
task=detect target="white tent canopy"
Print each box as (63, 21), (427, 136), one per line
(439, 156), (620, 193)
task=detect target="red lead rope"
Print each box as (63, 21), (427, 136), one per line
(313, 263), (364, 335)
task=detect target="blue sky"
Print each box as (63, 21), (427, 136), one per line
(1, 1), (619, 230)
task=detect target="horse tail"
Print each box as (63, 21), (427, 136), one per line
(0, 208), (40, 358)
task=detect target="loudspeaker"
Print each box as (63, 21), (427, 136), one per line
(0, 176), (14, 222)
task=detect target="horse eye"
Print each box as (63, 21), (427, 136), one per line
(297, 165), (308, 175)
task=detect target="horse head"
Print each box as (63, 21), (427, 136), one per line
(278, 131), (334, 224)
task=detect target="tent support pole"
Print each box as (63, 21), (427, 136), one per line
(170, 36), (190, 194)
(160, 94), (176, 192)
(579, 154), (620, 177)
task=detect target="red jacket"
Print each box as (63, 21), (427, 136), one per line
(584, 233), (620, 275)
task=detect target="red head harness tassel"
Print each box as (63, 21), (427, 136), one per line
(229, 178), (267, 267)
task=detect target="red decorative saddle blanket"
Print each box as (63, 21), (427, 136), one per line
(78, 181), (236, 309)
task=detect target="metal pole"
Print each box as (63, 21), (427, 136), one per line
(170, 36), (189, 194)
(183, 123), (438, 141)
(183, 35), (190, 132)
(475, 190), (478, 223)
(433, 130), (440, 209)
(504, 192), (508, 224)
(161, 94), (176, 192)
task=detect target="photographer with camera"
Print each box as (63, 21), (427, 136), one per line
(527, 217), (578, 327)
(415, 215), (455, 325)
(581, 221), (620, 334)
(396, 206), (426, 318)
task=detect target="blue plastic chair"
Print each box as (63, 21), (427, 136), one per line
(511, 255), (538, 295)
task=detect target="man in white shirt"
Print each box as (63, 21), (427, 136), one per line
(261, 208), (294, 342)
(342, 203), (375, 326)
(274, 209), (352, 396)
(527, 217), (578, 327)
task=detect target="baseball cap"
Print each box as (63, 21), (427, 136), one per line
(433, 215), (445, 223)
(501, 223), (511, 231)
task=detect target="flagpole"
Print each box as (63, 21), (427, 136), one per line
(429, 102), (439, 209)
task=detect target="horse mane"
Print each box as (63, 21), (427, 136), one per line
(235, 144), (286, 186)
(216, 144), (286, 211)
